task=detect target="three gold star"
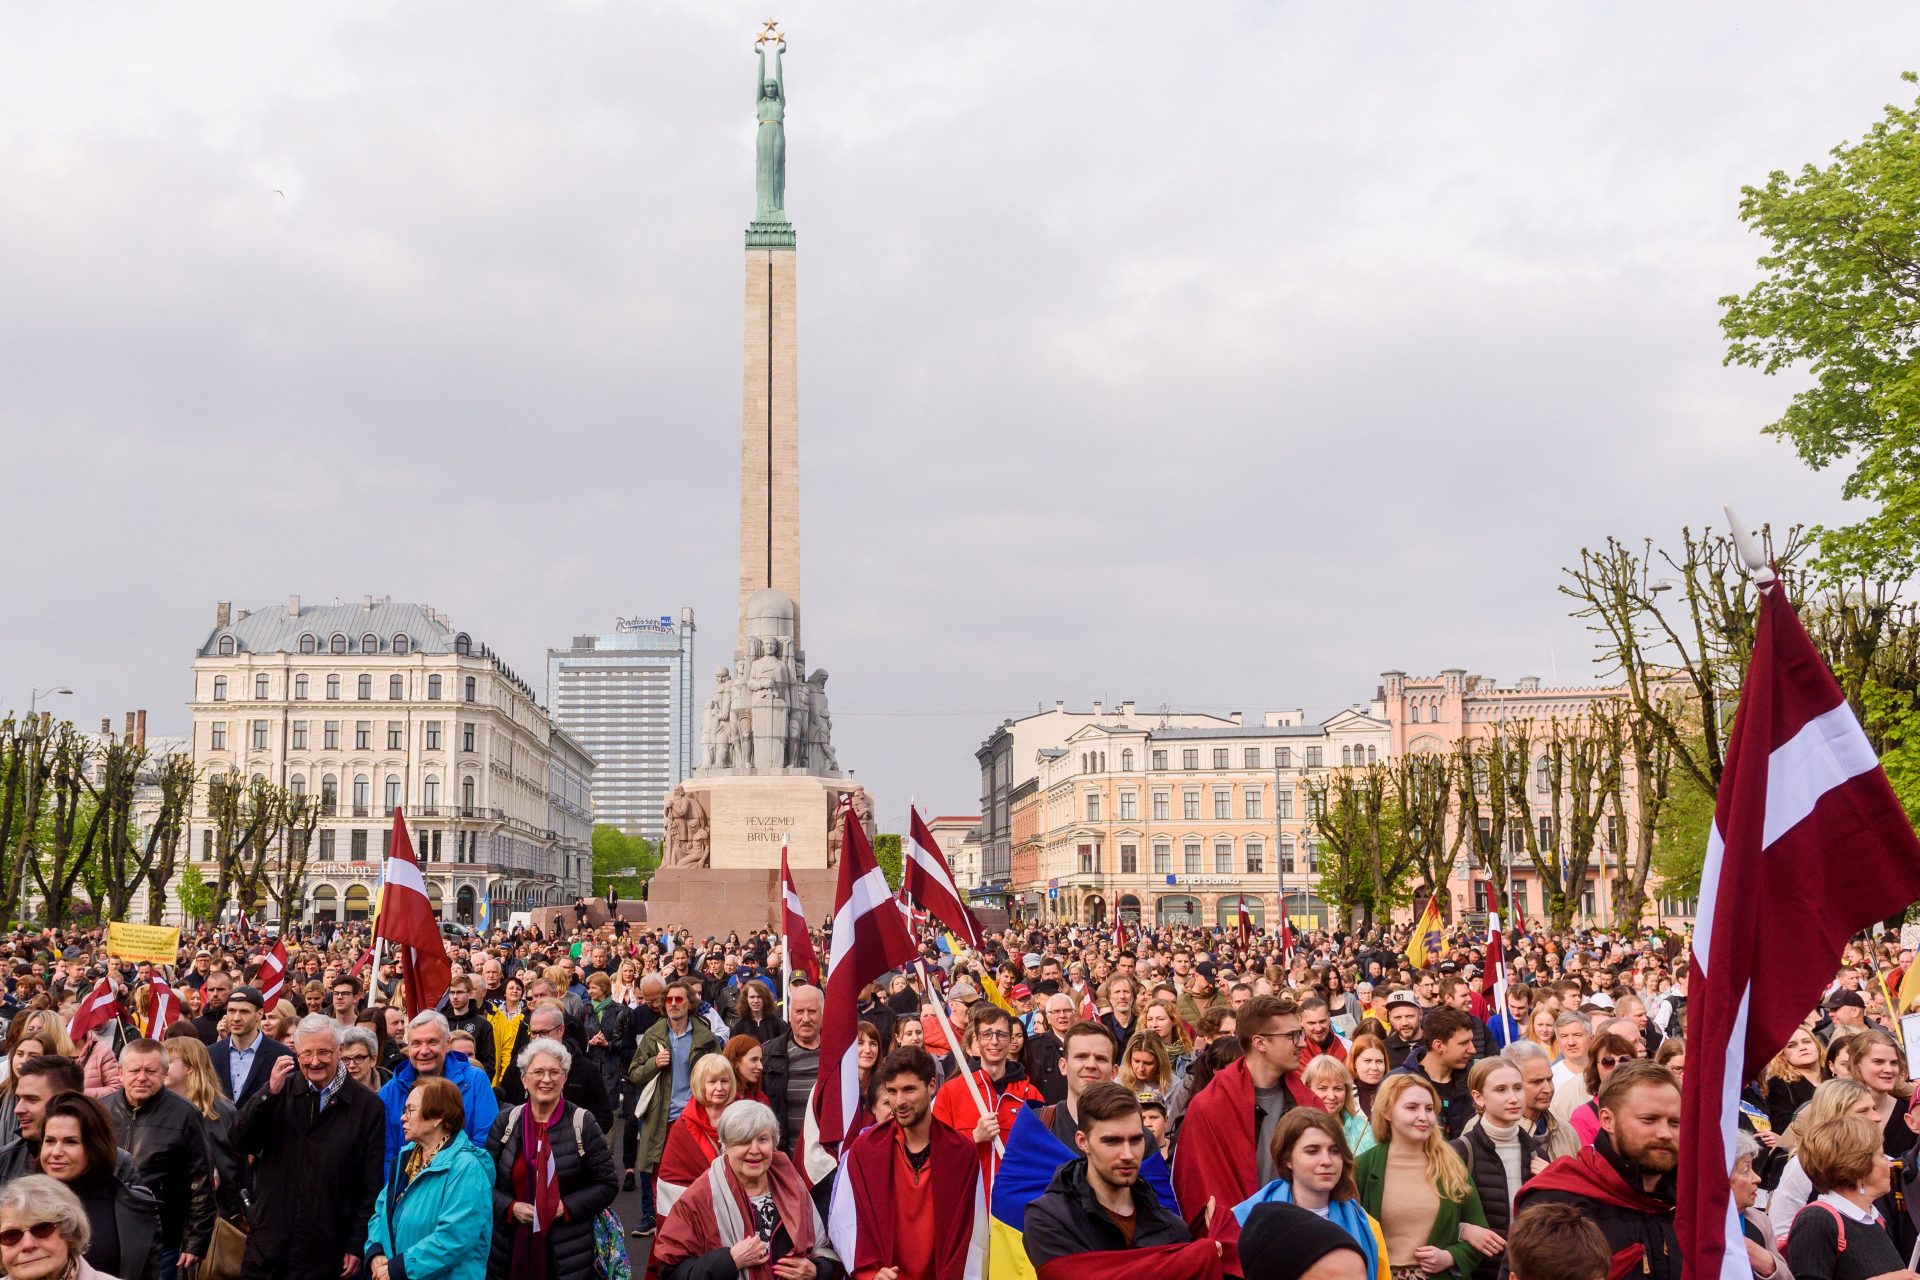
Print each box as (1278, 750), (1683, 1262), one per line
(755, 19), (786, 46)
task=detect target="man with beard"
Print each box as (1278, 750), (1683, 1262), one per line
(1514, 1059), (1680, 1280)
(1380, 990), (1424, 1070)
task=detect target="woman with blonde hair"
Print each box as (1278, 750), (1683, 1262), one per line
(1764, 1025), (1828, 1135)
(1356, 1074), (1493, 1279)
(1119, 1033), (1175, 1095)
(1768, 1078), (1876, 1238)
(1846, 1028), (1913, 1155)
(1784, 1113), (1907, 1280)
(161, 1037), (245, 1220)
(1303, 1053), (1375, 1157)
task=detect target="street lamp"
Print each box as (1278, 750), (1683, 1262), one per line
(28, 686), (72, 716)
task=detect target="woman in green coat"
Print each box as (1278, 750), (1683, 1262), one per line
(367, 1077), (495, 1280)
(1356, 1075), (1499, 1279)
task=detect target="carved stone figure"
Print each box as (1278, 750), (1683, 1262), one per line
(662, 785), (711, 867)
(849, 785), (876, 845)
(805, 670), (839, 774)
(703, 667), (737, 769)
(748, 636), (795, 771)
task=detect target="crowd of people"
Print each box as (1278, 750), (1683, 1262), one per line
(0, 906), (1911, 1280)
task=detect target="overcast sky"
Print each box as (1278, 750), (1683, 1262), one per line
(1, 3), (1911, 831)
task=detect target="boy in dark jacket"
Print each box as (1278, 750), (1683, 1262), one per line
(1024, 1083), (1195, 1267)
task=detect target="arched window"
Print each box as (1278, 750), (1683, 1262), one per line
(293, 674), (309, 700)
(424, 775), (441, 809)
(212, 677), (227, 702)
(325, 674), (340, 700)
(320, 774), (339, 814)
(352, 774), (370, 811)
(361, 633), (379, 654)
(254, 674), (270, 699)
(1535, 756), (1551, 793)
(1341, 745), (1353, 766)
(217, 636), (235, 656)
(392, 634), (409, 656)
(1367, 745), (1377, 765)
(461, 777), (476, 812)
(1121, 749), (1134, 771)
(289, 774), (307, 798)
(389, 674), (403, 700)
(428, 675), (443, 700)
(299, 634), (317, 654)
(330, 634), (347, 655)
(384, 774), (401, 810)
(454, 634), (472, 656)
(464, 676), (477, 703)
(357, 675), (372, 700)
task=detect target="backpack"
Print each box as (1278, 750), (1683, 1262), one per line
(1793, 1201), (1850, 1254)
(505, 1105), (632, 1280)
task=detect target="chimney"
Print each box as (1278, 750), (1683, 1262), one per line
(362, 594), (373, 611)
(100, 718), (111, 736)
(1230, 711), (1243, 725)
(136, 710), (147, 748)
(1054, 700), (1065, 712)
(1092, 701), (1103, 716)
(286, 594), (301, 618)
(216, 602), (231, 629)
(1121, 700), (1136, 716)
(124, 712), (135, 740)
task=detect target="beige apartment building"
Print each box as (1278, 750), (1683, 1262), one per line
(182, 596), (590, 926)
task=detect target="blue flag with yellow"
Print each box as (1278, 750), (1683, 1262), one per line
(989, 1107), (1180, 1280)
(1406, 897), (1448, 970)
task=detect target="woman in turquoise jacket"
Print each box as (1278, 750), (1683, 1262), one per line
(366, 1077), (494, 1280)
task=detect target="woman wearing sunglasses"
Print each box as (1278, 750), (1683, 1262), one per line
(0, 1174), (118, 1280)
(1569, 1033), (1639, 1148)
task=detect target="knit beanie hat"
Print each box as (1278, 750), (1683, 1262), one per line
(1238, 1203), (1364, 1280)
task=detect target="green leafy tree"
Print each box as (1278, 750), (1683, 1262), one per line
(873, 833), (903, 891)
(1721, 73), (1920, 578)
(591, 825), (656, 899)
(176, 864), (214, 926)
(1650, 767), (1715, 902)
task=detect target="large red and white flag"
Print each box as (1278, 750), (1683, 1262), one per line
(145, 975), (181, 1037)
(374, 809), (450, 1019)
(905, 808), (984, 949)
(812, 803), (918, 1168)
(780, 839), (820, 986)
(1236, 903), (1253, 950)
(1481, 899), (1506, 1001)
(1680, 582), (1920, 1280)
(256, 936), (290, 1010)
(1279, 911), (1296, 965)
(69, 976), (125, 1043)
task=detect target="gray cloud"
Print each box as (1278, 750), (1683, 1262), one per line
(1, 3), (1909, 830)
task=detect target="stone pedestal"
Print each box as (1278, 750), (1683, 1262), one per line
(645, 866), (839, 943)
(682, 774), (859, 870)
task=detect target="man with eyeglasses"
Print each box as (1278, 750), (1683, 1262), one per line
(931, 1004), (1043, 1192)
(629, 977), (717, 1236)
(1171, 993), (1320, 1276)
(233, 1015), (385, 1280)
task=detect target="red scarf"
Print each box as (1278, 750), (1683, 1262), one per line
(659, 1106), (723, 1189)
(650, 1151), (819, 1280)
(511, 1102), (566, 1280)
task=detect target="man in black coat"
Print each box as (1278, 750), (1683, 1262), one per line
(233, 1015), (386, 1280)
(102, 1039), (214, 1275)
(207, 985), (296, 1104)
(1024, 993), (1077, 1106)
(1022, 1083), (1191, 1267)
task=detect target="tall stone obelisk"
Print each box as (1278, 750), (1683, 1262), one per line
(740, 22), (801, 649)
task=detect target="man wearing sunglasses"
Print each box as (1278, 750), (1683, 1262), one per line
(629, 976), (716, 1236)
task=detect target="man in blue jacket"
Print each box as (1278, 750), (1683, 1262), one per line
(376, 1009), (499, 1171)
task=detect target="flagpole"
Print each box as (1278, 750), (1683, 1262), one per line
(915, 959), (1005, 1158)
(780, 838), (792, 1014)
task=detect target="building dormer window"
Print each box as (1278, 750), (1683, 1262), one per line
(217, 636), (235, 656)
(300, 634), (317, 654)
(361, 633), (379, 654)
(392, 634), (410, 656)
(454, 633), (472, 656)
(330, 635), (347, 655)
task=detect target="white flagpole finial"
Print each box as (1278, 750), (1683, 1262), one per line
(1724, 506), (1777, 586)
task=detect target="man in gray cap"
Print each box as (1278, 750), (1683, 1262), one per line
(208, 984), (295, 1103)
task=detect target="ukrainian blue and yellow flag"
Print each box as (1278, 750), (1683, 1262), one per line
(1406, 896), (1448, 970)
(989, 1107), (1180, 1280)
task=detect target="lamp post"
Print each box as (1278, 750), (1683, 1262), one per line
(28, 686), (72, 717)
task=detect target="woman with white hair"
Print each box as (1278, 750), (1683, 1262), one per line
(651, 1100), (841, 1280)
(482, 1038), (619, 1280)
(0, 1174), (119, 1280)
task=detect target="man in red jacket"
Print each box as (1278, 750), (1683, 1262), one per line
(1171, 993), (1319, 1276)
(931, 1003), (1045, 1191)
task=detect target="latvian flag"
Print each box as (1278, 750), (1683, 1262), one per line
(373, 809), (451, 1018)
(69, 976), (125, 1043)
(1679, 579), (1920, 1280)
(256, 936), (291, 1010)
(906, 809), (984, 949)
(145, 976), (181, 1038)
(780, 840), (820, 986)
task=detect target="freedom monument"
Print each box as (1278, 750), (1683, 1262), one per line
(645, 25), (873, 935)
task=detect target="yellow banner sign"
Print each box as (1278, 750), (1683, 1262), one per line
(106, 923), (180, 965)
